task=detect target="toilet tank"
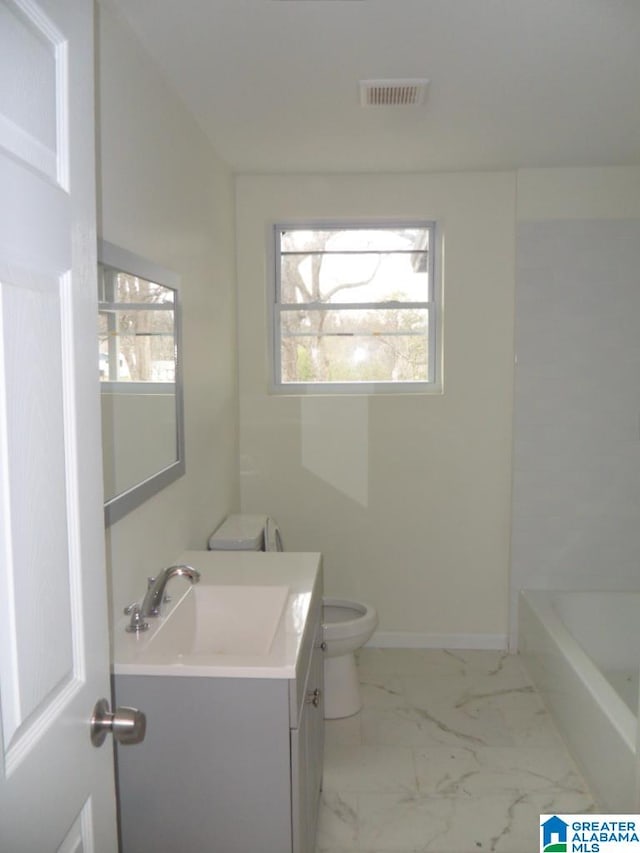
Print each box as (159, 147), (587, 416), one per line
(207, 514), (268, 551)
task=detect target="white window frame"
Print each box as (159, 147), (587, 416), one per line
(270, 220), (440, 395)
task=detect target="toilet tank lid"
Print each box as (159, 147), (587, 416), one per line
(207, 514), (268, 550)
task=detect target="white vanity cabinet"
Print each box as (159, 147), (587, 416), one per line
(113, 554), (324, 853)
(291, 613), (325, 853)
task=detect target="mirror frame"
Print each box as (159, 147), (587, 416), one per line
(99, 241), (185, 526)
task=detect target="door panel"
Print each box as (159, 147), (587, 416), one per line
(1, 272), (76, 754)
(56, 799), (93, 853)
(0, 0), (118, 849)
(0, 0), (63, 183)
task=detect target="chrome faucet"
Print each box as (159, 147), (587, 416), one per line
(140, 564), (201, 617)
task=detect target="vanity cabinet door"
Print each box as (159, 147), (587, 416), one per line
(291, 623), (325, 853)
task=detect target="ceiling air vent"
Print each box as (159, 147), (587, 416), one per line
(359, 78), (429, 107)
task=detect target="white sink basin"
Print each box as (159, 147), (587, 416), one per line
(113, 551), (321, 678)
(148, 584), (290, 657)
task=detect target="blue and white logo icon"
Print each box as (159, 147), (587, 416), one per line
(541, 816), (568, 852)
(541, 814), (640, 851)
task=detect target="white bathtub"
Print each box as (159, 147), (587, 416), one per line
(518, 590), (639, 811)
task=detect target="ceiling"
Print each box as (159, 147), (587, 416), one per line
(105, 0), (640, 174)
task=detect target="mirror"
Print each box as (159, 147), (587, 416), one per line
(98, 242), (184, 525)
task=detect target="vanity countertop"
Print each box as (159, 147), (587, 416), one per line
(112, 550), (322, 679)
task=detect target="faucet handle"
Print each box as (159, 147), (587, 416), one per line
(125, 604), (150, 634)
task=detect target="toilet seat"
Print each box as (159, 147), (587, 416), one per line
(322, 598), (377, 640)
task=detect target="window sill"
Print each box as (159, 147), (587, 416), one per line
(269, 381), (443, 397)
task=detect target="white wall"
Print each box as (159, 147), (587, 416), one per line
(97, 4), (239, 619)
(510, 167), (640, 646)
(236, 172), (516, 647)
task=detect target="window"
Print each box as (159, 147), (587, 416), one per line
(272, 223), (437, 393)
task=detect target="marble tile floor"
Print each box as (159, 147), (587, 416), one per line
(316, 648), (597, 853)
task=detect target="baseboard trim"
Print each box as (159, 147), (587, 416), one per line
(367, 631), (508, 651)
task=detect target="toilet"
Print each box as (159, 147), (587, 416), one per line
(320, 597), (378, 719)
(207, 514), (378, 719)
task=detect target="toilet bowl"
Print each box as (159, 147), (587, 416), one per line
(208, 514), (378, 719)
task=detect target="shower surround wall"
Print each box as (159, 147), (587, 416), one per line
(510, 168), (640, 647)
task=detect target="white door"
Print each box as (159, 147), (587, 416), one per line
(0, 0), (119, 849)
